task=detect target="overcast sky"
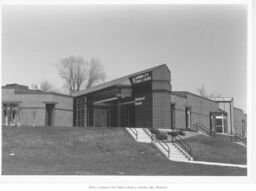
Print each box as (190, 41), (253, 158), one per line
(2, 4), (247, 111)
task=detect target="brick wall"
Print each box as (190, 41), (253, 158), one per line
(171, 95), (186, 129)
(19, 108), (45, 126)
(152, 65), (171, 129)
(152, 92), (171, 129)
(171, 93), (219, 130)
(234, 108), (246, 137)
(2, 89), (73, 127)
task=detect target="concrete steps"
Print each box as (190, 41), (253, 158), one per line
(135, 128), (152, 143)
(154, 141), (191, 162)
(125, 127), (193, 162)
(125, 127), (137, 140)
(125, 127), (152, 143)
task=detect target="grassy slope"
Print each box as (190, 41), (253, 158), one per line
(2, 126), (246, 175)
(184, 134), (247, 164)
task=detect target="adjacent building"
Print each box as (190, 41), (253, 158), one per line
(171, 92), (226, 132)
(2, 84), (73, 127)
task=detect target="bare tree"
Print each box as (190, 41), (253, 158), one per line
(40, 81), (52, 92)
(197, 85), (222, 98)
(57, 56), (106, 95)
(86, 58), (106, 89)
(208, 91), (222, 98)
(57, 56), (88, 95)
(197, 85), (208, 97)
(31, 84), (39, 90)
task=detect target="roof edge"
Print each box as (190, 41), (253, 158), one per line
(172, 91), (218, 104)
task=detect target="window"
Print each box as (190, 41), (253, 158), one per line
(73, 96), (86, 127)
(2, 103), (20, 126)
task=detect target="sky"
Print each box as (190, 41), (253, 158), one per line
(2, 4), (247, 111)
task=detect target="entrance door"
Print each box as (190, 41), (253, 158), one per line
(45, 104), (55, 126)
(185, 107), (191, 129)
(214, 113), (228, 133)
(121, 103), (135, 127)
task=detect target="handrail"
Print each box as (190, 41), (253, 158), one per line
(172, 135), (193, 159)
(127, 127), (138, 140)
(143, 128), (170, 158)
(232, 133), (247, 145)
(142, 128), (153, 142)
(193, 122), (215, 137)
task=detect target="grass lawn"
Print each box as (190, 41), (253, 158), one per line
(183, 134), (247, 164)
(2, 126), (246, 175)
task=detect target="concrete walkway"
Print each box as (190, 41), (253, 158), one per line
(179, 160), (247, 168)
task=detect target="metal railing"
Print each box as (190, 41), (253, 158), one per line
(127, 127), (138, 140)
(232, 133), (247, 145)
(172, 135), (193, 159)
(193, 122), (215, 137)
(143, 128), (171, 158)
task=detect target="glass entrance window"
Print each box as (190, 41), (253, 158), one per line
(215, 114), (227, 133)
(2, 103), (20, 126)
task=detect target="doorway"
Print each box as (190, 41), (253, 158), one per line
(45, 104), (55, 126)
(212, 112), (228, 133)
(185, 107), (191, 129)
(171, 104), (175, 129)
(210, 113), (214, 132)
(121, 103), (135, 127)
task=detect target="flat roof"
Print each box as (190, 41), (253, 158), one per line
(75, 64), (169, 97)
(171, 91), (218, 104)
(2, 83), (29, 90)
(209, 97), (233, 102)
(2, 84), (72, 98)
(14, 89), (72, 98)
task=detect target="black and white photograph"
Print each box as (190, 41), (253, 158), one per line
(0, 0), (255, 188)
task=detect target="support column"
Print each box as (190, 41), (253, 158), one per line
(117, 98), (121, 127)
(93, 106), (95, 127)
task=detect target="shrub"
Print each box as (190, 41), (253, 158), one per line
(167, 131), (185, 137)
(149, 128), (161, 135)
(149, 129), (168, 141)
(178, 131), (185, 136)
(155, 133), (167, 141)
(167, 131), (179, 137)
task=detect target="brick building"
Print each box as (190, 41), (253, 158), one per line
(1, 64), (247, 137)
(73, 64), (171, 129)
(171, 92), (222, 131)
(2, 84), (73, 127)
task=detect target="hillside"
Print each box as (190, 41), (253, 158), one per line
(2, 126), (246, 175)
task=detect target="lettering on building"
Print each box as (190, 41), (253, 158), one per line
(131, 72), (152, 84)
(134, 97), (145, 106)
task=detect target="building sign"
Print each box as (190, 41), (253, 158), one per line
(131, 72), (152, 85)
(134, 97), (145, 106)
